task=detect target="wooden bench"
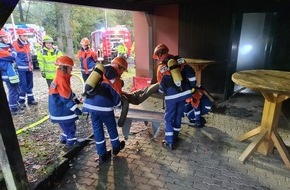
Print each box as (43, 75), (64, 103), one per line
(115, 108), (190, 140)
(114, 108), (164, 140)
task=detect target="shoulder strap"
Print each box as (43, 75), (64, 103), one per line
(41, 49), (48, 55)
(54, 49), (59, 55)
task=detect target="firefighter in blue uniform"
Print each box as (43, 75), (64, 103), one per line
(48, 55), (83, 150)
(184, 86), (213, 128)
(0, 29), (23, 115)
(77, 37), (98, 82)
(13, 28), (38, 108)
(153, 44), (197, 150)
(82, 57), (127, 164)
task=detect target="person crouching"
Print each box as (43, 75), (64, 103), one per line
(48, 55), (83, 150)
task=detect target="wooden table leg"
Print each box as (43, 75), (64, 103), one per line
(194, 69), (202, 86)
(257, 96), (282, 155)
(271, 131), (290, 168)
(238, 93), (290, 168)
(239, 130), (267, 162)
(237, 126), (261, 141)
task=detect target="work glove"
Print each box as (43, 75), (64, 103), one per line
(74, 98), (81, 104)
(191, 88), (195, 94)
(74, 108), (82, 116)
(73, 96), (81, 104)
(41, 72), (46, 78)
(72, 93), (81, 104)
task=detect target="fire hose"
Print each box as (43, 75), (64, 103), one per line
(16, 71), (84, 135)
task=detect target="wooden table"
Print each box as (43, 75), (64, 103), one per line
(232, 70), (290, 168)
(184, 58), (215, 86)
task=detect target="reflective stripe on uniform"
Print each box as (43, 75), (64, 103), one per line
(165, 90), (192, 100)
(173, 127), (181, 131)
(19, 96), (25, 100)
(165, 132), (173, 136)
(111, 137), (119, 142)
(205, 106), (212, 110)
(49, 114), (78, 120)
(194, 111), (201, 115)
(18, 66), (29, 69)
(70, 104), (78, 111)
(82, 103), (113, 112)
(67, 137), (77, 142)
(96, 139), (105, 144)
(188, 76), (196, 82)
(9, 75), (19, 83)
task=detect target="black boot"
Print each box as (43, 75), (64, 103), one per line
(113, 141), (125, 155)
(28, 100), (38, 105)
(162, 140), (174, 150)
(99, 150), (112, 164)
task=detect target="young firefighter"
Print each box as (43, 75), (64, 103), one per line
(184, 86), (213, 128)
(48, 55), (83, 149)
(13, 28), (38, 108)
(37, 35), (63, 87)
(117, 39), (128, 58)
(0, 29), (23, 115)
(153, 44), (197, 150)
(77, 37), (98, 82)
(82, 57), (127, 164)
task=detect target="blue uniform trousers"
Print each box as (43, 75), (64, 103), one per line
(185, 95), (212, 122)
(90, 111), (120, 156)
(5, 82), (20, 111)
(18, 70), (35, 104)
(59, 122), (77, 146)
(164, 99), (185, 144)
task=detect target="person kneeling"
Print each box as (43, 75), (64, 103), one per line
(184, 87), (213, 128)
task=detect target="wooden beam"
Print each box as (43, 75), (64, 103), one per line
(0, 0), (19, 28)
(0, 79), (29, 189)
(239, 130), (267, 162)
(237, 126), (261, 142)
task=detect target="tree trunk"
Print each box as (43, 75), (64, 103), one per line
(18, 0), (24, 22)
(55, 4), (63, 52)
(62, 4), (74, 58)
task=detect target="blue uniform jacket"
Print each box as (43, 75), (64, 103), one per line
(158, 55), (196, 103)
(82, 65), (122, 113)
(0, 43), (18, 82)
(48, 70), (79, 123)
(13, 39), (33, 71)
(78, 47), (97, 75)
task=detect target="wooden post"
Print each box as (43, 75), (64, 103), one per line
(0, 79), (29, 189)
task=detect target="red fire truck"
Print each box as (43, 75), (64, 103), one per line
(91, 25), (132, 64)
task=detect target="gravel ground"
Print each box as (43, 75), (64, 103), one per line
(9, 69), (93, 183)
(6, 63), (138, 184)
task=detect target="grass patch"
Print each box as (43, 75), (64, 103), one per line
(122, 66), (136, 78)
(121, 66), (136, 92)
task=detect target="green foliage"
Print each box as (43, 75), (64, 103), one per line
(6, 1), (134, 54)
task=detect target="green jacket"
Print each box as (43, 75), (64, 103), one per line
(37, 47), (63, 79)
(117, 44), (127, 54)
